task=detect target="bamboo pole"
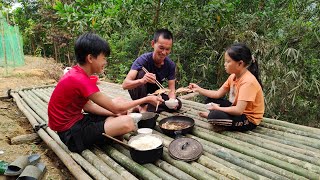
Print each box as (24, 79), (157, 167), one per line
(260, 122), (320, 139)
(190, 162), (230, 180)
(81, 150), (124, 180)
(11, 93), (93, 180)
(151, 130), (255, 180)
(154, 159), (195, 180)
(15, 92), (115, 180)
(25, 90), (48, 109)
(16, 84), (56, 91)
(102, 145), (161, 180)
(263, 118), (320, 135)
(187, 134), (308, 180)
(221, 131), (320, 168)
(192, 126), (320, 179)
(18, 90), (48, 121)
(114, 135), (195, 180)
(92, 148), (138, 180)
(19, 96), (64, 147)
(143, 164), (178, 180)
(31, 89), (50, 103)
(199, 126), (319, 171)
(161, 149), (217, 180)
(253, 128), (317, 148)
(14, 84), (320, 180)
(245, 131), (320, 154)
(113, 144), (178, 180)
(70, 153), (108, 180)
(202, 151), (283, 180)
(39, 88), (52, 97)
(20, 98), (46, 125)
(254, 127), (320, 149)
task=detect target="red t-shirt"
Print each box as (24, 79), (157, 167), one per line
(48, 65), (99, 132)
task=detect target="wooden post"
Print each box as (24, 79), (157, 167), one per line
(11, 133), (41, 145)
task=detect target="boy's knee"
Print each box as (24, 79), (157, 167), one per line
(123, 116), (136, 131)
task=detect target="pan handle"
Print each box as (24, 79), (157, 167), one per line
(174, 130), (183, 138)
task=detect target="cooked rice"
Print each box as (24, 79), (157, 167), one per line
(129, 135), (162, 150)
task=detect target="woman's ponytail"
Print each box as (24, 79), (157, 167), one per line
(248, 56), (263, 88)
(227, 43), (263, 88)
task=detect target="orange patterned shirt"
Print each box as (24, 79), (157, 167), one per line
(222, 71), (265, 125)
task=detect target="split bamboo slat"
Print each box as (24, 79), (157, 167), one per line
(10, 82), (320, 180)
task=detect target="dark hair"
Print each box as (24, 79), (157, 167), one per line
(153, 29), (173, 43)
(74, 32), (111, 65)
(226, 43), (262, 87)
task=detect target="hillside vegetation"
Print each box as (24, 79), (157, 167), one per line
(1, 0), (319, 127)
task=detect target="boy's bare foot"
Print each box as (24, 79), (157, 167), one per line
(114, 135), (124, 141)
(130, 106), (140, 113)
(198, 111), (209, 118)
(139, 105), (148, 113)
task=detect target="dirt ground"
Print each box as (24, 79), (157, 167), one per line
(0, 56), (74, 179)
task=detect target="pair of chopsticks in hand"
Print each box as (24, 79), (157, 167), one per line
(141, 67), (163, 111)
(141, 67), (165, 89)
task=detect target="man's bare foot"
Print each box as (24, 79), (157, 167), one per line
(199, 111), (209, 118)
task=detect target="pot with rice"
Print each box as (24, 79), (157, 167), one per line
(128, 134), (163, 164)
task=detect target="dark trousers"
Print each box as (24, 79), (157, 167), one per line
(206, 97), (257, 131)
(128, 70), (182, 113)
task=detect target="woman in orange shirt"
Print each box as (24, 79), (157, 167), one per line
(189, 43), (264, 131)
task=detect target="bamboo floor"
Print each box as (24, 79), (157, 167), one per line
(10, 82), (320, 180)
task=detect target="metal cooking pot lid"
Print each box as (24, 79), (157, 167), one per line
(168, 137), (203, 162)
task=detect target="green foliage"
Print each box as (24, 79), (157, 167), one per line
(7, 0), (320, 127)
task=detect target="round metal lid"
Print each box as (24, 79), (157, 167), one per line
(168, 137), (203, 162)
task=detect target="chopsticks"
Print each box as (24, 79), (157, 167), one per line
(155, 94), (160, 112)
(142, 67), (165, 89)
(142, 67), (163, 112)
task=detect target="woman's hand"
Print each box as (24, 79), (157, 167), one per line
(207, 102), (220, 110)
(188, 83), (201, 92)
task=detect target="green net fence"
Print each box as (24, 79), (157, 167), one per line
(0, 17), (24, 68)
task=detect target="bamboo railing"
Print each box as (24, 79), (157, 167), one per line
(10, 82), (320, 180)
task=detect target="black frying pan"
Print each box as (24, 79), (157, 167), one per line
(158, 116), (195, 137)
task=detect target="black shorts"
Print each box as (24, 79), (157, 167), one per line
(206, 98), (257, 131)
(58, 114), (108, 153)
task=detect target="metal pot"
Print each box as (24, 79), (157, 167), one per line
(158, 116), (195, 137)
(138, 112), (159, 129)
(128, 134), (163, 164)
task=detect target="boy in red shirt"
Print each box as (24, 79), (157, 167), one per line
(48, 33), (163, 152)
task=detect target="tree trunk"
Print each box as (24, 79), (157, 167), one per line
(153, 0), (161, 27)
